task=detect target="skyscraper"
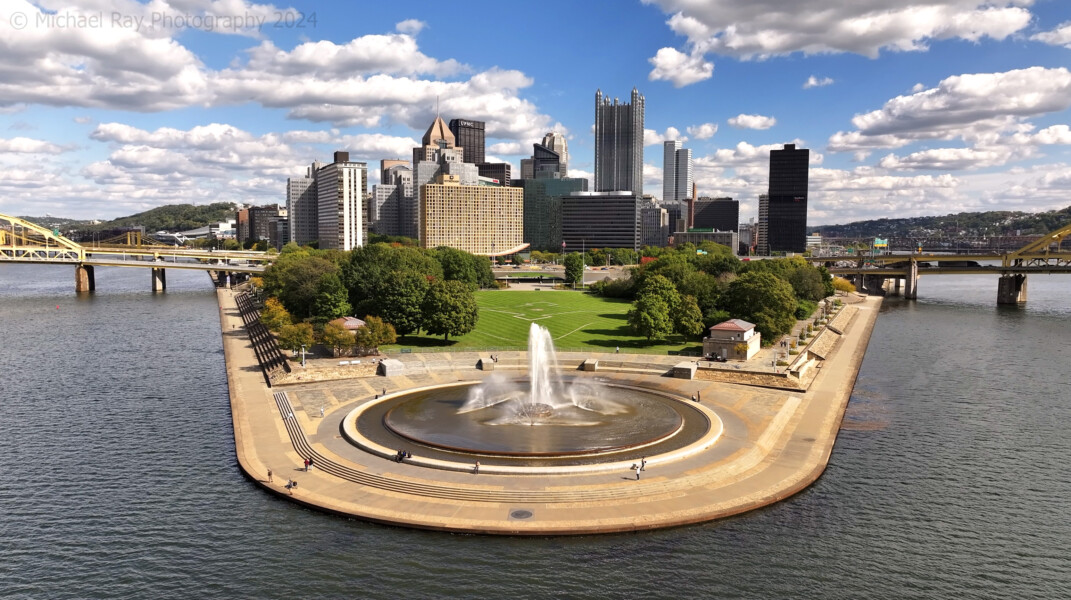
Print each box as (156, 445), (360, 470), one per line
(594, 88), (644, 193)
(540, 131), (568, 178)
(757, 194), (769, 255)
(662, 140), (692, 229)
(316, 151), (367, 251)
(766, 144), (809, 253)
(692, 197), (739, 232)
(448, 118), (485, 165)
(286, 163), (319, 246)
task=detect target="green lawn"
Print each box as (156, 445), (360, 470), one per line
(384, 290), (703, 355)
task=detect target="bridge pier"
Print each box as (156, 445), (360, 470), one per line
(892, 277), (901, 296)
(997, 274), (1027, 305)
(151, 267), (166, 292)
(75, 264), (95, 293)
(903, 261), (918, 300)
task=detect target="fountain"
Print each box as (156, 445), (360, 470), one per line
(353, 323), (708, 460)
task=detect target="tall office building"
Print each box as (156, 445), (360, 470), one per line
(540, 132), (568, 178)
(371, 162), (412, 236)
(448, 118), (485, 165)
(408, 116), (476, 239)
(692, 197), (739, 232)
(477, 162), (511, 186)
(662, 141), (692, 206)
(316, 151), (367, 251)
(766, 143), (809, 253)
(594, 88), (644, 193)
(641, 205), (670, 248)
(756, 194), (769, 255)
(516, 177), (588, 251)
(287, 163), (320, 246)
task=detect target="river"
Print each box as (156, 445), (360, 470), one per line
(0, 264), (1068, 599)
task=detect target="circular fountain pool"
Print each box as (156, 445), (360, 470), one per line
(381, 381), (686, 456)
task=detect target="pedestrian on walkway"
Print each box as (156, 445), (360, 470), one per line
(319, 404), (325, 418)
(640, 457), (646, 471)
(308, 457), (314, 471)
(303, 458), (310, 472)
(267, 467), (273, 483)
(615, 346), (619, 353)
(285, 479), (295, 495)
(383, 388), (387, 396)
(635, 467), (641, 480)
(473, 461), (480, 475)
(697, 391), (701, 403)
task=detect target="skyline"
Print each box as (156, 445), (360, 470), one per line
(0, 0), (1069, 225)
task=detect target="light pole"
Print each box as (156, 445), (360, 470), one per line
(300, 344), (306, 368)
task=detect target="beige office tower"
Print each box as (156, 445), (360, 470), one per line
(541, 131), (569, 178)
(420, 173), (524, 255)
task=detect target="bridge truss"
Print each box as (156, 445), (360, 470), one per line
(0, 212), (85, 263)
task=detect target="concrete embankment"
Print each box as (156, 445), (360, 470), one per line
(216, 289), (883, 535)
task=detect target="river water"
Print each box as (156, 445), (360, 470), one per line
(1, 264), (1068, 599)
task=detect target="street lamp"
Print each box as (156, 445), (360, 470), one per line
(300, 344), (306, 368)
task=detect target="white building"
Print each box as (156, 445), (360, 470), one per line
(316, 151), (367, 251)
(286, 161), (320, 246)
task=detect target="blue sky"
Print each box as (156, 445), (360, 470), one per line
(1, 0), (1069, 225)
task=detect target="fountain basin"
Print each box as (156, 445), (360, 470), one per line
(382, 381), (685, 456)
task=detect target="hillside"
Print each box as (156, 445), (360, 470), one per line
(811, 205), (1071, 239)
(22, 203), (240, 234)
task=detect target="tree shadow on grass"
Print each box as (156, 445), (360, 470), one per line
(596, 313), (628, 320)
(394, 336), (460, 348)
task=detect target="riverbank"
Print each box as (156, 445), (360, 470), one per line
(217, 288), (882, 534)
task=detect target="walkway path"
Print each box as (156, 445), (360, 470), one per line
(218, 289), (882, 534)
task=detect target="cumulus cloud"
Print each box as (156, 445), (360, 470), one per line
(803, 75), (834, 89)
(728, 114), (776, 130)
(647, 47), (714, 87)
(686, 122), (718, 139)
(395, 19), (426, 35)
(1032, 21), (1071, 48)
(644, 127), (685, 146)
(643, 0), (1033, 62)
(488, 142), (524, 155)
(0, 136), (68, 154)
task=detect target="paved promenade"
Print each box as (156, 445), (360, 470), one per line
(218, 290), (881, 535)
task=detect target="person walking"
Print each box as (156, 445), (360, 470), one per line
(285, 478), (294, 495)
(640, 457), (646, 471)
(308, 457), (314, 471)
(635, 466), (641, 481)
(267, 467), (273, 483)
(319, 404), (325, 418)
(474, 461), (480, 475)
(303, 458), (310, 472)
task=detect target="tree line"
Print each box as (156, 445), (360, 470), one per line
(258, 242), (492, 354)
(585, 242), (837, 345)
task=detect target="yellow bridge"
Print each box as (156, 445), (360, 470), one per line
(809, 223), (1071, 304)
(1, 212), (272, 292)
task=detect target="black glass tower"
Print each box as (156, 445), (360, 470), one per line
(767, 144), (809, 253)
(448, 119), (485, 165)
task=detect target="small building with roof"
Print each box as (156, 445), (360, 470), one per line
(703, 319), (761, 361)
(329, 316), (366, 331)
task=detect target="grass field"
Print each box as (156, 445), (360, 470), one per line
(384, 290), (703, 355)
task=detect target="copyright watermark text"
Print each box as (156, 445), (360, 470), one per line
(9, 10), (317, 33)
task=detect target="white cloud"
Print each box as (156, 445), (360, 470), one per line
(395, 19), (426, 35)
(803, 75), (834, 89)
(0, 137), (68, 154)
(686, 122), (718, 139)
(488, 142), (524, 155)
(1032, 21), (1071, 48)
(878, 147), (1016, 171)
(643, 0), (1033, 61)
(644, 127), (685, 146)
(728, 114), (776, 130)
(241, 34), (464, 77)
(647, 47), (714, 87)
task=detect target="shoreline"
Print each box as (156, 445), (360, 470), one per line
(218, 288), (883, 535)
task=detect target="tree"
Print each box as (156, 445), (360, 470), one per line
(354, 315), (397, 354)
(320, 322), (355, 357)
(787, 267), (826, 302)
(611, 247), (638, 266)
(260, 297), (292, 331)
(721, 271), (798, 343)
(343, 243), (442, 317)
(674, 294), (705, 338)
(276, 322), (313, 353)
(379, 270), (430, 336)
(421, 279), (479, 341)
(312, 272), (351, 320)
(261, 251), (340, 320)
(627, 274), (680, 341)
(588, 248), (607, 267)
(434, 246), (480, 289)
(563, 252), (584, 286)
(832, 276), (856, 293)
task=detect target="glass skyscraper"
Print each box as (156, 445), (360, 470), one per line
(766, 144), (809, 253)
(594, 88), (644, 193)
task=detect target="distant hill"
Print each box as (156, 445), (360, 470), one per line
(811, 205), (1071, 239)
(23, 203), (240, 234)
